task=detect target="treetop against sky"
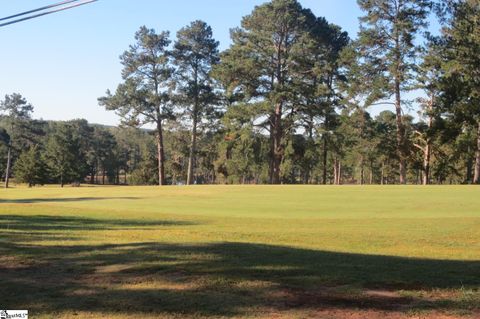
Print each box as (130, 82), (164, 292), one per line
(0, 0), (384, 126)
(0, 1), (441, 125)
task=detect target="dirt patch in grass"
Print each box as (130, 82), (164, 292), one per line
(264, 287), (479, 319)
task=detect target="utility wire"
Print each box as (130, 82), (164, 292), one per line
(0, 0), (97, 28)
(0, 0), (81, 22)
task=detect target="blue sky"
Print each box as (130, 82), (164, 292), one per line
(0, 1), (370, 125)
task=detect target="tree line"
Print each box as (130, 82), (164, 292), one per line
(2, 0), (480, 186)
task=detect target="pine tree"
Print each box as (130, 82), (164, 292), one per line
(44, 123), (85, 187)
(214, 0), (318, 184)
(440, 0), (480, 183)
(0, 128), (11, 188)
(99, 26), (173, 185)
(0, 93), (34, 188)
(414, 39), (444, 185)
(14, 146), (46, 187)
(356, 0), (432, 184)
(172, 20), (219, 185)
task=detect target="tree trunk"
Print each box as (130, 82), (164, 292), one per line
(473, 122), (480, 184)
(333, 158), (342, 185)
(187, 67), (200, 186)
(271, 102), (283, 184)
(381, 161), (385, 185)
(333, 158), (338, 185)
(360, 157), (365, 185)
(369, 160), (374, 184)
(337, 161), (342, 185)
(423, 143), (431, 185)
(322, 136), (328, 185)
(4, 146), (11, 188)
(393, 23), (407, 185)
(423, 98), (434, 185)
(187, 111), (198, 185)
(395, 78), (407, 184)
(304, 170), (310, 185)
(156, 120), (166, 186)
(268, 119), (275, 184)
(466, 152), (473, 184)
(269, 37), (286, 185)
(304, 119), (314, 184)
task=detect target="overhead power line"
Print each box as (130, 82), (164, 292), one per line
(0, 0), (80, 22)
(0, 0), (97, 28)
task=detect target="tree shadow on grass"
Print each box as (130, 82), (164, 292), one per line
(0, 215), (196, 232)
(0, 196), (141, 204)
(0, 216), (478, 317)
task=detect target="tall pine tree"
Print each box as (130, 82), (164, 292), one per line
(172, 20), (219, 185)
(215, 0), (318, 184)
(440, 0), (480, 183)
(356, 0), (432, 184)
(100, 26), (173, 185)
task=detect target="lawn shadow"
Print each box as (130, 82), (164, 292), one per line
(0, 238), (479, 317)
(0, 197), (141, 204)
(0, 214), (197, 232)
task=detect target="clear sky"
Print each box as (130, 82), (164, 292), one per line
(0, 1), (362, 125)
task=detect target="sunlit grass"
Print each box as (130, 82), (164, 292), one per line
(0, 185), (479, 318)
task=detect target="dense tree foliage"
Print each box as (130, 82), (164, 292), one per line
(13, 145), (46, 187)
(355, 0), (432, 184)
(172, 20), (219, 185)
(2, 0), (480, 186)
(99, 26), (174, 185)
(439, 0), (480, 183)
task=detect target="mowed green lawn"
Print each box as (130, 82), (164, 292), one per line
(0, 185), (479, 318)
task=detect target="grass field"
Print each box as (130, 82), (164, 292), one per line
(0, 185), (479, 318)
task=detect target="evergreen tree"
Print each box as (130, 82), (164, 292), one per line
(172, 20), (219, 185)
(100, 26), (173, 185)
(13, 146), (46, 187)
(68, 119), (94, 183)
(356, 0), (432, 184)
(293, 18), (349, 184)
(129, 138), (159, 185)
(215, 0), (317, 184)
(440, 0), (480, 183)
(215, 0), (349, 184)
(92, 128), (118, 184)
(0, 128), (11, 188)
(112, 126), (153, 184)
(44, 123), (86, 187)
(0, 93), (35, 188)
(414, 39), (444, 184)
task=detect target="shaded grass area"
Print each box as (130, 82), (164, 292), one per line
(1, 240), (479, 317)
(0, 196), (140, 204)
(0, 214), (196, 231)
(0, 186), (479, 318)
